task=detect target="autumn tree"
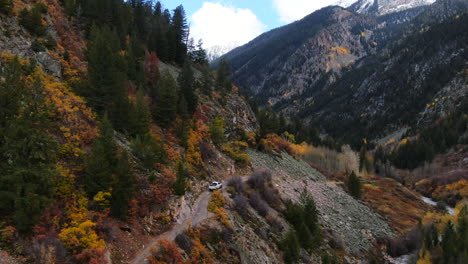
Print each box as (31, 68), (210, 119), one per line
(144, 51), (159, 88)
(0, 69), (57, 232)
(149, 239), (184, 264)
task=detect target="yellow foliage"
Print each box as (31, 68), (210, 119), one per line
(59, 220), (105, 253)
(208, 191), (225, 213)
(186, 128), (204, 170)
(385, 138), (396, 145)
(330, 46), (350, 55)
(189, 239), (215, 264)
(93, 191), (111, 209)
(54, 165), (76, 200)
(399, 138), (409, 146)
(59, 193), (105, 254)
(416, 248), (432, 264)
(222, 141), (251, 168)
(214, 207), (232, 228)
(290, 142), (310, 157)
(433, 180), (468, 201)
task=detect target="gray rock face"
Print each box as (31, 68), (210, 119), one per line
(0, 13), (62, 78)
(248, 150), (394, 252)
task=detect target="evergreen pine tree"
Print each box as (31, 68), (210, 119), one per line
(200, 66), (213, 95)
(132, 134), (167, 169)
(347, 171), (362, 199)
(281, 230), (300, 264)
(442, 220), (457, 263)
(173, 160), (188, 195)
(178, 63), (198, 115)
(129, 90), (152, 137)
(456, 206), (468, 261)
(84, 115), (118, 198)
(111, 152), (135, 219)
(216, 59), (231, 91)
(0, 74), (56, 232)
(155, 72), (178, 128)
(84, 24), (128, 123)
(171, 5), (188, 65)
(0, 0), (13, 14)
(301, 191), (322, 247)
(258, 106), (280, 137)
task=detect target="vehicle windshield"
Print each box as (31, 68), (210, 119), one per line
(211, 182), (218, 186)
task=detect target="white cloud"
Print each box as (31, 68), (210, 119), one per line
(272, 0), (354, 23)
(191, 2), (266, 53)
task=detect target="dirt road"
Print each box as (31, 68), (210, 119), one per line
(131, 191), (213, 264)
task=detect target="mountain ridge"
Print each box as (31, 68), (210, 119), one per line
(222, 0), (468, 144)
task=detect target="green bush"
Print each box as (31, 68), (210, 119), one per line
(0, 0), (13, 14)
(347, 171), (362, 199)
(31, 39), (46, 52)
(132, 134), (167, 169)
(279, 230), (301, 264)
(43, 34), (57, 50)
(284, 190), (322, 251)
(209, 117), (226, 145)
(19, 5), (47, 36)
(222, 141), (251, 168)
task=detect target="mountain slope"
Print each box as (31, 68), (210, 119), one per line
(222, 6), (378, 104)
(223, 0), (468, 143)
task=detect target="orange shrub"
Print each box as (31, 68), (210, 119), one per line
(208, 191), (225, 212)
(214, 207), (232, 228)
(259, 134), (293, 154)
(148, 239), (184, 264)
(188, 240), (215, 264)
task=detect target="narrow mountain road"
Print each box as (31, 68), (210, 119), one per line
(131, 190), (213, 264)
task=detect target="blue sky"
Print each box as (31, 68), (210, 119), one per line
(165, 0), (283, 30)
(162, 0), (342, 52)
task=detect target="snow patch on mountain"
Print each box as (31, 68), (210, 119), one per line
(349, 0), (437, 15)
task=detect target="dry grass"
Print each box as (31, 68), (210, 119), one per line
(362, 177), (432, 233)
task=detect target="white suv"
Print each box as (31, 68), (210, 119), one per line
(209, 181), (222, 191)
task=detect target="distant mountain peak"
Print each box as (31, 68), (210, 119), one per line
(348, 0), (436, 15)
